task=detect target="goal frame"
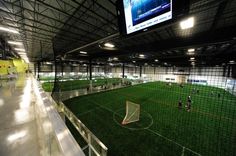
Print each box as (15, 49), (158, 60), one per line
(122, 101), (140, 125)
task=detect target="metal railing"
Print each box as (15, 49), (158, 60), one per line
(32, 77), (85, 156)
(58, 102), (108, 156)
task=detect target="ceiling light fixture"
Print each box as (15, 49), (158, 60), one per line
(24, 59), (29, 63)
(0, 26), (19, 34)
(180, 17), (194, 30)
(15, 48), (25, 52)
(139, 54), (145, 58)
(17, 52), (26, 54)
(113, 57), (118, 61)
(80, 51), (87, 54)
(104, 42), (115, 48)
(188, 48), (195, 52)
(45, 62), (52, 65)
(8, 41), (23, 45)
(229, 60), (235, 64)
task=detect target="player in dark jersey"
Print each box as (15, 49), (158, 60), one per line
(178, 99), (182, 109)
(187, 96), (192, 112)
(196, 89), (200, 94)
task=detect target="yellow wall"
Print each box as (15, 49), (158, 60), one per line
(0, 59), (28, 75)
(0, 60), (14, 75)
(13, 59), (28, 73)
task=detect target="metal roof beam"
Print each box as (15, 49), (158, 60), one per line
(93, 0), (116, 17)
(1, 16), (89, 43)
(71, 0), (117, 30)
(210, 0), (229, 30)
(36, 0), (110, 34)
(0, 11), (95, 43)
(2, 0), (102, 39)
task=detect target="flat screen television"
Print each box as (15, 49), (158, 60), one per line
(117, 0), (189, 35)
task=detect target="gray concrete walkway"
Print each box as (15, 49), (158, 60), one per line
(0, 75), (41, 156)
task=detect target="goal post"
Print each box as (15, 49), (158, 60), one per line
(122, 101), (140, 125)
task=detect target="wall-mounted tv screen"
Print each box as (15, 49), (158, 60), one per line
(122, 0), (172, 34)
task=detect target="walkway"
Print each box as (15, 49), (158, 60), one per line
(0, 75), (41, 156)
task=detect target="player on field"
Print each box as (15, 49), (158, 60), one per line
(186, 96), (192, 112)
(178, 99), (182, 109)
(197, 89), (200, 94)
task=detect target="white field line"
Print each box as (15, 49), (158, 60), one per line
(147, 128), (201, 156)
(77, 107), (100, 116)
(86, 99), (202, 156)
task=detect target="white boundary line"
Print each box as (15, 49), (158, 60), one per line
(76, 107), (100, 117)
(147, 128), (201, 156)
(113, 89), (236, 125)
(86, 99), (202, 156)
(112, 108), (154, 131)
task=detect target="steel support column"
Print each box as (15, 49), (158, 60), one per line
(122, 63), (125, 78)
(89, 60), (92, 81)
(37, 61), (40, 80)
(139, 65), (142, 78)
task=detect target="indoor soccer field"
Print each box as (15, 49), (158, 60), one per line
(42, 78), (123, 92)
(64, 81), (236, 156)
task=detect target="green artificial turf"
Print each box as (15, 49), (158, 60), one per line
(42, 78), (122, 92)
(38, 76), (55, 81)
(64, 82), (236, 156)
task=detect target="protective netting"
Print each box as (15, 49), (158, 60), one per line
(45, 58), (236, 156)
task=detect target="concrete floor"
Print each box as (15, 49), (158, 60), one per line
(0, 75), (41, 156)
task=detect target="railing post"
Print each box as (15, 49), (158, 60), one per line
(59, 102), (108, 156)
(88, 134), (92, 156)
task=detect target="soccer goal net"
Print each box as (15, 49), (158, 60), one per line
(122, 101), (140, 125)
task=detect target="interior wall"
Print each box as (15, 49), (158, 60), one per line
(12, 59), (28, 73)
(144, 67), (235, 91)
(108, 66), (235, 92)
(0, 60), (13, 75)
(111, 66), (122, 78)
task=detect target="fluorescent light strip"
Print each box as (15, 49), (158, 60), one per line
(15, 48), (25, 52)
(139, 54), (145, 58)
(0, 26), (19, 34)
(18, 52), (26, 55)
(188, 48), (195, 52)
(104, 43), (115, 48)
(8, 41), (23, 45)
(80, 51), (87, 54)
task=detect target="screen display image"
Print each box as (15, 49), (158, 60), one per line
(123, 0), (172, 34)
